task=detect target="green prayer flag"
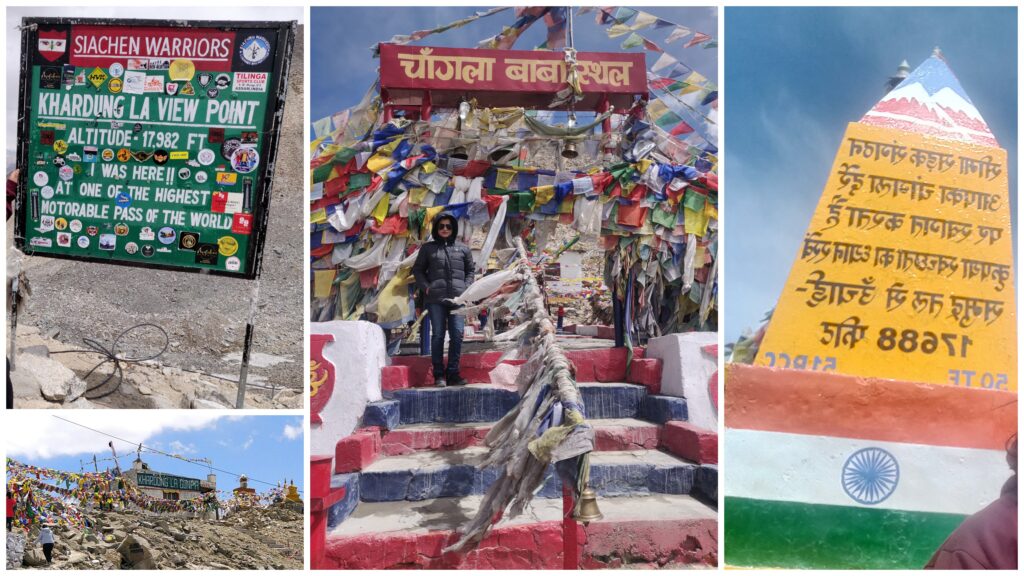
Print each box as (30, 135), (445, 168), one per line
(652, 205), (677, 228)
(683, 188), (706, 211)
(348, 172), (372, 191)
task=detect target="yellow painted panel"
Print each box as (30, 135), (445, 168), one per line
(755, 122), (1016, 391)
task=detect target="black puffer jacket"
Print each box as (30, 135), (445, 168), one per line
(412, 213), (475, 305)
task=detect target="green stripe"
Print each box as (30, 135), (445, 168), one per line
(725, 497), (966, 569)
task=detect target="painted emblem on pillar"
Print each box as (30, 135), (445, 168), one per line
(310, 334), (336, 424)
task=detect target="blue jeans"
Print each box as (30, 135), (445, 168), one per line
(428, 303), (464, 377)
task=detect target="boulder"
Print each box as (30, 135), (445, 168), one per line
(13, 351), (88, 403)
(6, 532), (26, 569)
(116, 534), (161, 569)
(23, 548), (47, 567)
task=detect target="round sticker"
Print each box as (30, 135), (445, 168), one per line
(225, 256), (241, 271)
(220, 138), (241, 160)
(53, 140), (68, 154)
(125, 242), (139, 255)
(158, 227), (176, 245)
(141, 245), (154, 258)
(114, 223), (129, 236)
(69, 219), (82, 233)
(39, 185), (54, 199)
(109, 63), (124, 78)
(230, 147), (259, 174)
(239, 35), (271, 66)
(195, 171), (208, 184)
(108, 78), (123, 93)
(153, 150), (169, 165)
(115, 192), (132, 208)
(116, 148), (131, 162)
(77, 236), (90, 249)
(59, 165), (74, 181)
(215, 73), (230, 89)
(178, 167), (191, 180)
(33, 171), (49, 186)
(197, 148), (216, 166)
(54, 217), (67, 231)
(169, 59), (196, 81)
(101, 148), (114, 161)
(217, 236), (239, 257)
(86, 226), (98, 236)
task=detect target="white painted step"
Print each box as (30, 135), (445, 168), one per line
(331, 493), (716, 537)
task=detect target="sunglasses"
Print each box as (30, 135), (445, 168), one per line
(438, 223), (453, 230)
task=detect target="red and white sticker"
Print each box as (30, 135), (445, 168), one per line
(231, 213), (253, 235)
(233, 71), (268, 93)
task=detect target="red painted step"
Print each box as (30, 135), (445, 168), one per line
(660, 421), (718, 465)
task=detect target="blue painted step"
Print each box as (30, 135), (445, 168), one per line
(392, 383), (649, 424)
(357, 447), (699, 502)
(326, 473), (360, 529)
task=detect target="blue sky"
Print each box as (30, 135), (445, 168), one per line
(6, 413), (304, 495)
(723, 7), (1017, 343)
(310, 6), (717, 127)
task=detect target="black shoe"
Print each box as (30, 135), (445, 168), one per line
(448, 374), (468, 386)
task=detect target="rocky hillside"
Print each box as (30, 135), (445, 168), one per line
(7, 503), (303, 570)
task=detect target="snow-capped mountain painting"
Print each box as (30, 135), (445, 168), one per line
(861, 52), (998, 148)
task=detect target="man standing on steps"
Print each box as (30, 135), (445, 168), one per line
(413, 213), (474, 388)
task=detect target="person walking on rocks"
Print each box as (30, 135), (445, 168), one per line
(557, 305), (565, 332)
(39, 524), (55, 564)
(413, 213), (474, 388)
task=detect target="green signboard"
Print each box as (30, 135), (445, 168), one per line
(15, 18), (295, 278)
(135, 472), (202, 491)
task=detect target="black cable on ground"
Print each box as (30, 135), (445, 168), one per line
(50, 323), (169, 399)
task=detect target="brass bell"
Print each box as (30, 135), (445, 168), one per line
(561, 140), (578, 159)
(450, 146), (469, 160)
(573, 487), (603, 523)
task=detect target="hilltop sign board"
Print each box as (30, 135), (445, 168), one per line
(15, 18), (295, 279)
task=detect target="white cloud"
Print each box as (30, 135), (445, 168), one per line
(282, 423), (302, 440)
(167, 440), (198, 455)
(6, 412), (223, 461)
(241, 434), (255, 451)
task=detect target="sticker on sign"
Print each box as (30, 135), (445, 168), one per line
(233, 72), (268, 92)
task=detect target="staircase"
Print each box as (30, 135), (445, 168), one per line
(314, 347), (718, 569)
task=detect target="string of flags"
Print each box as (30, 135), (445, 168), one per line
(6, 459), (294, 530)
(371, 7), (511, 56)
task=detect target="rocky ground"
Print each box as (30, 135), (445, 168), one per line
(7, 502), (303, 570)
(5, 28), (306, 406)
(8, 325), (300, 409)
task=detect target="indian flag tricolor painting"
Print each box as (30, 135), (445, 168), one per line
(724, 364), (1016, 569)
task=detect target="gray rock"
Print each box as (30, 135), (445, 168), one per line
(23, 548), (47, 567)
(116, 533), (161, 569)
(24, 344), (50, 357)
(13, 352), (87, 402)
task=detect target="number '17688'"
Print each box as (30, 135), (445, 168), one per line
(876, 327), (973, 357)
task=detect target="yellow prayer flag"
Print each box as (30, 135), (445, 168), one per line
(313, 269), (337, 299)
(532, 185), (555, 206)
(310, 207), (327, 224)
(684, 206), (710, 237)
(409, 187), (429, 206)
(366, 153), (394, 174)
(496, 169), (516, 190)
(371, 194), (390, 225)
(422, 205), (446, 237)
